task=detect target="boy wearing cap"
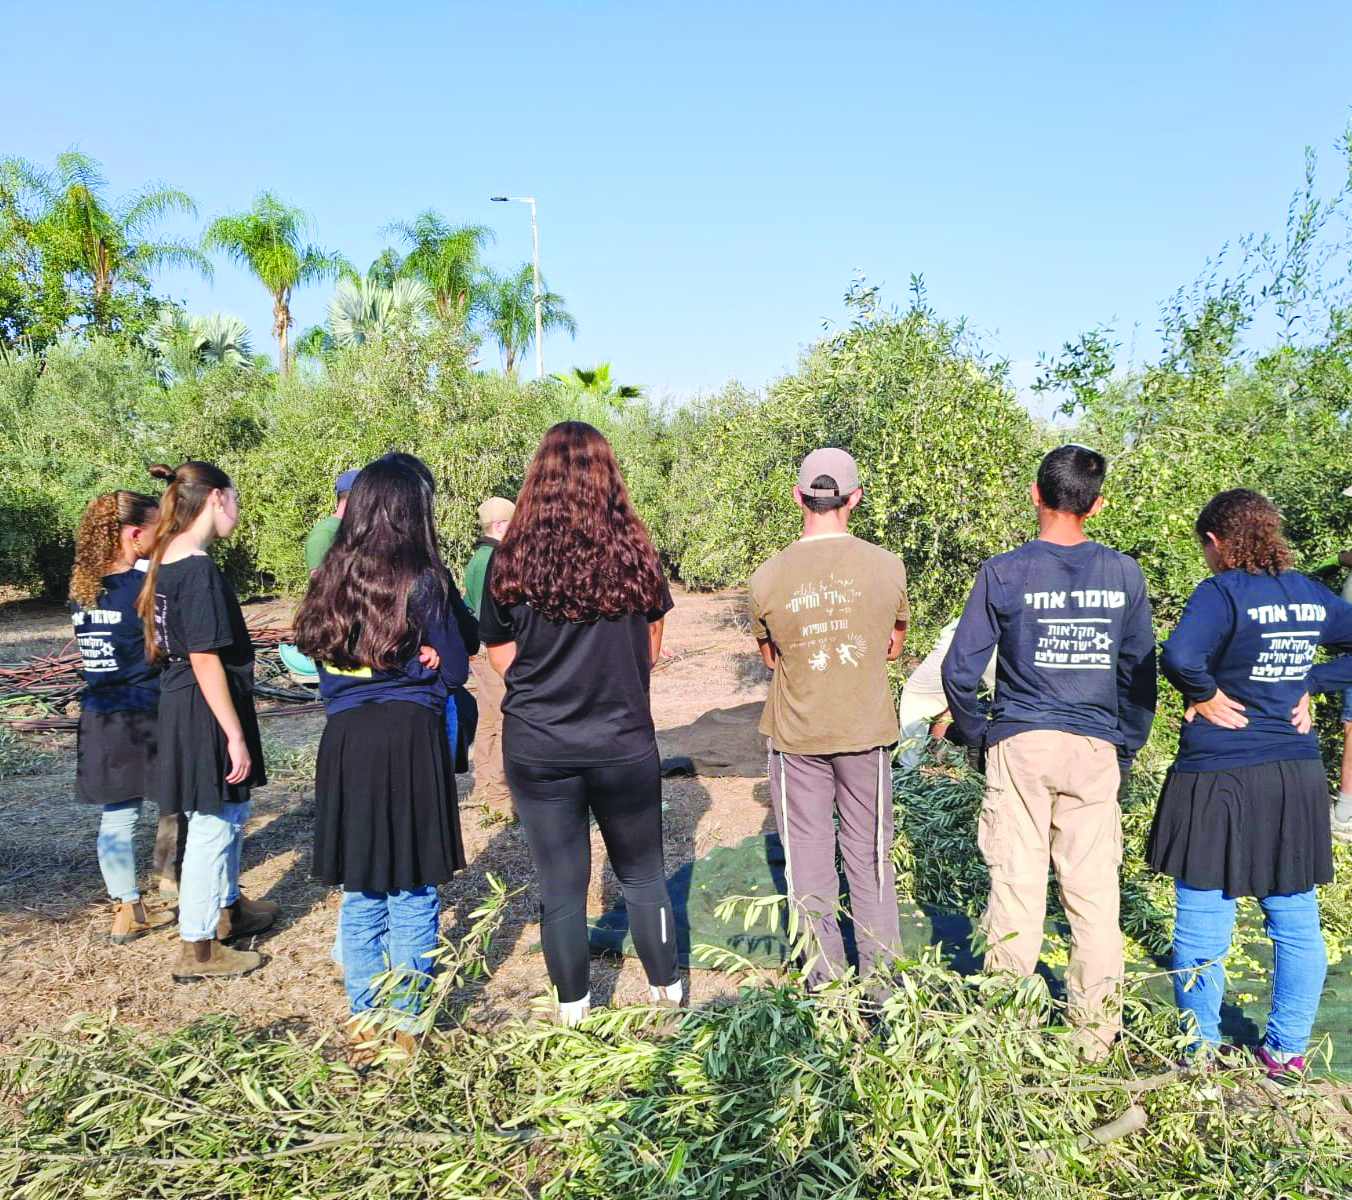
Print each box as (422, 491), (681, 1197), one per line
(304, 469), (359, 577)
(749, 448), (910, 986)
(464, 497), (516, 816)
(941, 445), (1156, 1058)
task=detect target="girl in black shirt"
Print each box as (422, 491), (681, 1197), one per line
(480, 421), (680, 1025)
(137, 462), (273, 982)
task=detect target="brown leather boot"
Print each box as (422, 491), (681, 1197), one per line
(171, 937), (261, 982)
(217, 893), (278, 941)
(109, 900), (172, 944)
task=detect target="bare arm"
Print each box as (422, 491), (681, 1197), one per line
(188, 651), (250, 784)
(486, 641), (516, 678)
(886, 620), (908, 661)
(648, 617), (665, 666)
(757, 638), (777, 671)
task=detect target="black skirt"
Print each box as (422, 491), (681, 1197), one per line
(313, 701), (465, 893)
(76, 708), (159, 807)
(1146, 757), (1331, 898)
(158, 675), (266, 816)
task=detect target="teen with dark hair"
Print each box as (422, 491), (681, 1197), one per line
(70, 489), (179, 942)
(294, 454), (472, 1057)
(750, 448), (911, 987)
(1148, 488), (1352, 1080)
(138, 462), (274, 982)
(942, 444), (1157, 1059)
(479, 421), (680, 1025)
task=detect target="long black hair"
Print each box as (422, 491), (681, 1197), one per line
(293, 454), (450, 669)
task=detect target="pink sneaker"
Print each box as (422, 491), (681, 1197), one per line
(1252, 1043), (1306, 1083)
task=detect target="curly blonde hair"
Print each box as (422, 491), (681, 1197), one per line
(69, 491), (159, 610)
(1195, 488), (1293, 576)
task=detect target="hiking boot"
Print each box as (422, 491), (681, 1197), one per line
(1331, 805), (1352, 846)
(109, 900), (172, 944)
(217, 894), (278, 941)
(343, 1017), (421, 1068)
(1253, 1043), (1307, 1084)
(172, 938), (262, 982)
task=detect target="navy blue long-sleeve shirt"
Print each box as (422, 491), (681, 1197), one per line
(941, 539), (1157, 767)
(317, 574), (475, 716)
(1160, 568), (1352, 772)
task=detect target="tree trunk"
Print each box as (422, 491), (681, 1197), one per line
(274, 292), (290, 376)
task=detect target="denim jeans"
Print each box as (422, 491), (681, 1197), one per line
(340, 886), (440, 1031)
(97, 800), (143, 903)
(178, 801), (249, 942)
(1172, 881), (1327, 1055)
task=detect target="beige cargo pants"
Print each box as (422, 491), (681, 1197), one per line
(979, 730), (1123, 1055)
(469, 655), (512, 816)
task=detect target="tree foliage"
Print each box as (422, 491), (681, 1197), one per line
(0, 150), (209, 349)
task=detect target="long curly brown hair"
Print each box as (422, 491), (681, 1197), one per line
(69, 491), (159, 609)
(1195, 488), (1294, 576)
(490, 421), (666, 622)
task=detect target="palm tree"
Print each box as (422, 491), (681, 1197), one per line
(201, 192), (347, 374)
(551, 362), (644, 407)
(366, 247), (404, 288)
(0, 149), (210, 333)
(385, 210), (493, 321)
(480, 263), (576, 375)
(326, 277), (433, 347)
(146, 306), (253, 381)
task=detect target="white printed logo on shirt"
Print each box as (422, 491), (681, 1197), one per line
(1025, 588), (1124, 671)
(783, 575), (868, 670)
(1246, 602), (1323, 683)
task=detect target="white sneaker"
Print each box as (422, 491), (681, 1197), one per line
(1331, 806), (1352, 845)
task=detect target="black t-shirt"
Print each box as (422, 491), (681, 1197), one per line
(477, 557), (673, 766)
(152, 555), (255, 693)
(71, 569), (161, 713)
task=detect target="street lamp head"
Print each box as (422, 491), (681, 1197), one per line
(490, 196), (509, 202)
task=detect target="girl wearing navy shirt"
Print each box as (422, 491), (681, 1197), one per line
(294, 454), (474, 1059)
(70, 490), (173, 943)
(1149, 489), (1352, 1078)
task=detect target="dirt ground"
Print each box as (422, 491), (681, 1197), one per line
(0, 586), (775, 1052)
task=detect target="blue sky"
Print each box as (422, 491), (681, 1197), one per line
(8, 1), (1352, 401)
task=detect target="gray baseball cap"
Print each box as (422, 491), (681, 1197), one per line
(797, 448), (860, 497)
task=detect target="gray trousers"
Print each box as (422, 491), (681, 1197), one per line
(767, 742), (901, 986)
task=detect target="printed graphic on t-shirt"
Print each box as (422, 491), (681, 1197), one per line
(1246, 602), (1324, 683)
(1026, 588), (1125, 671)
(72, 608), (122, 673)
(153, 593), (170, 658)
(784, 574), (869, 672)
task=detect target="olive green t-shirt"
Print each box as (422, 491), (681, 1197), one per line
(303, 516), (341, 574)
(749, 533), (910, 755)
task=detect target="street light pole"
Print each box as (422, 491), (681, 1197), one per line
(490, 195), (543, 379)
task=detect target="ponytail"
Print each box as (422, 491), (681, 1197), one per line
(136, 461), (233, 662)
(70, 490), (160, 610)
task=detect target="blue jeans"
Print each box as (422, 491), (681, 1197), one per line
(1342, 687), (1352, 724)
(1172, 881), (1327, 1056)
(178, 801), (249, 942)
(97, 800), (143, 903)
(340, 886), (440, 1031)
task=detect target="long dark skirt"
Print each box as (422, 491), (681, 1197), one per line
(158, 676), (266, 815)
(76, 708), (159, 806)
(1146, 757), (1330, 898)
(313, 701), (465, 893)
